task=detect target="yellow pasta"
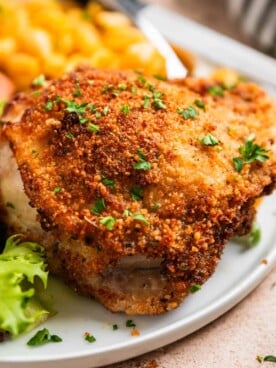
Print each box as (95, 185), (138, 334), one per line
(0, 0), (168, 90)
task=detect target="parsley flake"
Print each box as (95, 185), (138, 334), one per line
(264, 355), (276, 362)
(132, 213), (150, 225)
(233, 135), (269, 172)
(143, 95), (151, 108)
(131, 187), (143, 201)
(66, 133), (74, 139)
(103, 106), (109, 116)
(152, 203), (160, 211)
(233, 157), (243, 172)
(64, 101), (88, 116)
(27, 328), (62, 346)
(89, 105), (97, 112)
(123, 209), (132, 217)
(91, 198), (106, 216)
(208, 85), (224, 96)
(239, 134), (269, 164)
(100, 216), (116, 230)
(189, 284), (201, 293)
(118, 83), (127, 90)
(73, 82), (82, 97)
(112, 324), (119, 330)
(134, 150), (151, 171)
(177, 106), (199, 120)
(126, 320), (136, 328)
(101, 177), (115, 189)
(134, 161), (151, 170)
(84, 333), (96, 343)
(137, 75), (146, 85)
(42, 100), (54, 111)
(32, 74), (46, 87)
(237, 222), (261, 248)
(194, 99), (205, 110)
(198, 134), (220, 146)
(53, 186), (62, 195)
(120, 105), (130, 115)
(87, 123), (100, 133)
(131, 85), (137, 94)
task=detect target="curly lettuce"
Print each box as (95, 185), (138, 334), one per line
(0, 235), (49, 337)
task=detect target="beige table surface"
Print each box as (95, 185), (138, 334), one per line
(107, 1), (276, 367)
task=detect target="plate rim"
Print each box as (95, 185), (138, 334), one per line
(2, 238), (275, 366)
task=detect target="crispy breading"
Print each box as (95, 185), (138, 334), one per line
(2, 67), (275, 314)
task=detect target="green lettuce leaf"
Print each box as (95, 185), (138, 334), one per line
(0, 235), (49, 337)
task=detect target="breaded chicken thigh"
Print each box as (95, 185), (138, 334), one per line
(1, 67), (275, 314)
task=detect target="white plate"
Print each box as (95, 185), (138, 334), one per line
(1, 7), (276, 368)
(1, 192), (275, 368)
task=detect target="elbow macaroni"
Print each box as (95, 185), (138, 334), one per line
(0, 0), (169, 90)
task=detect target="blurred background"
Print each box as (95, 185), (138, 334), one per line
(0, 0), (275, 97)
(148, 0), (276, 58)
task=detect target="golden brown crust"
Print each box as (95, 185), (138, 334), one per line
(3, 67), (276, 314)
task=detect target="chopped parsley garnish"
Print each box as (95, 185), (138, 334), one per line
(153, 96), (166, 110)
(0, 101), (6, 116)
(42, 100), (54, 111)
(152, 203), (160, 211)
(126, 320), (136, 328)
(264, 355), (276, 362)
(233, 134), (269, 172)
(123, 209), (132, 217)
(101, 84), (113, 93)
(118, 83), (127, 90)
(32, 74), (46, 87)
(131, 85), (137, 94)
(73, 81), (82, 97)
(137, 75), (146, 86)
(87, 123), (100, 133)
(32, 91), (41, 98)
(53, 186), (62, 195)
(64, 101), (88, 116)
(177, 106), (199, 120)
(120, 105), (130, 115)
(134, 161), (151, 170)
(134, 150), (151, 171)
(143, 95), (151, 108)
(91, 198), (106, 216)
(112, 324), (119, 330)
(153, 74), (166, 81)
(102, 106), (109, 116)
(132, 213), (150, 225)
(27, 328), (62, 346)
(131, 187), (143, 201)
(84, 333), (96, 343)
(142, 87), (166, 110)
(233, 157), (243, 173)
(89, 105), (97, 112)
(189, 284), (201, 293)
(237, 222), (261, 248)
(194, 99), (205, 110)
(100, 216), (116, 230)
(198, 134), (220, 146)
(66, 133), (74, 139)
(123, 210), (149, 224)
(101, 177), (115, 189)
(208, 85), (224, 96)
(80, 117), (88, 125)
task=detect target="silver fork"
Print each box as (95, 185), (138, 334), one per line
(98, 0), (187, 79)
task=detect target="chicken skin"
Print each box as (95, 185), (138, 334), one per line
(1, 67), (275, 314)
